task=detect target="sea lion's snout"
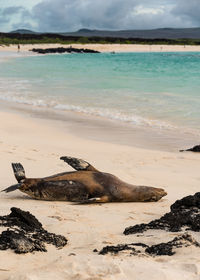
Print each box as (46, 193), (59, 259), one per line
(151, 188), (167, 201)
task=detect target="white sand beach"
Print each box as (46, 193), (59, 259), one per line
(0, 99), (200, 280)
(1, 43), (200, 53)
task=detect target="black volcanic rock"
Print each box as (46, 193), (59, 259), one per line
(98, 234), (200, 256)
(124, 192), (200, 235)
(0, 208), (67, 254)
(145, 234), (200, 256)
(180, 145), (200, 152)
(170, 192), (200, 210)
(31, 47), (100, 54)
(97, 192), (200, 257)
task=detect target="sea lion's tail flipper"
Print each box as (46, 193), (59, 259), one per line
(60, 156), (100, 172)
(1, 183), (21, 193)
(11, 163), (26, 182)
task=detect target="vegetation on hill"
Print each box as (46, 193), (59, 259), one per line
(1, 32), (200, 45)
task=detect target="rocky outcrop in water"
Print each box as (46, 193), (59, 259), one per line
(0, 207), (67, 254)
(31, 47), (100, 54)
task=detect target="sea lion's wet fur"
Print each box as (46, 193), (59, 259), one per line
(6, 157), (167, 203)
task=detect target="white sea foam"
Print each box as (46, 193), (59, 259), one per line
(54, 103), (176, 129)
(0, 51), (200, 137)
(0, 92), (176, 130)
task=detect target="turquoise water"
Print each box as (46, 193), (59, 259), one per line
(0, 52), (200, 132)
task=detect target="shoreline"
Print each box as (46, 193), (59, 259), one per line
(0, 49), (199, 153)
(1, 47), (200, 279)
(1, 99), (200, 279)
(1, 43), (200, 53)
(0, 99), (199, 153)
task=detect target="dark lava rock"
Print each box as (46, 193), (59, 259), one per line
(145, 234), (200, 256)
(124, 192), (200, 235)
(98, 234), (200, 256)
(99, 244), (137, 255)
(9, 207), (42, 231)
(0, 207), (42, 231)
(99, 242), (147, 255)
(31, 47), (100, 54)
(170, 192), (200, 211)
(0, 208), (67, 254)
(97, 193), (200, 257)
(0, 229), (46, 254)
(180, 145), (200, 152)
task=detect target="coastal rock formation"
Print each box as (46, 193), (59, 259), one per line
(98, 242), (147, 256)
(180, 144), (200, 152)
(31, 47), (100, 54)
(98, 234), (200, 256)
(145, 234), (200, 256)
(124, 192), (200, 235)
(96, 192), (200, 257)
(0, 207), (67, 254)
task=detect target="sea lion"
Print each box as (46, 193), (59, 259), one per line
(2, 157), (167, 203)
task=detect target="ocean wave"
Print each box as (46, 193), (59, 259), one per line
(0, 94), (177, 130)
(54, 103), (176, 129)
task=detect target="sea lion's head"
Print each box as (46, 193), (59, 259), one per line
(143, 187), (167, 202)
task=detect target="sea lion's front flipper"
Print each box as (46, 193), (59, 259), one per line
(12, 163), (26, 183)
(77, 195), (109, 204)
(60, 156), (100, 172)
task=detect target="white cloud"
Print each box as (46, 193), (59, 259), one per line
(0, 0), (199, 32)
(0, 0), (41, 10)
(133, 5), (165, 16)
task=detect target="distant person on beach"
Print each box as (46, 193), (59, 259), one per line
(18, 44), (20, 52)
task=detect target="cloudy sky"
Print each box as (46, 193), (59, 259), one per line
(0, 0), (200, 32)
